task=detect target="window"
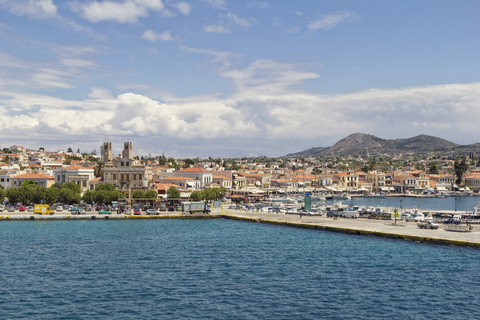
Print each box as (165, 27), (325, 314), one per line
(133, 174), (136, 180)
(121, 174), (124, 181)
(113, 174), (117, 180)
(57, 175), (60, 181)
(40, 181), (44, 186)
(121, 162), (124, 166)
(0, 178), (3, 182)
(126, 162), (130, 166)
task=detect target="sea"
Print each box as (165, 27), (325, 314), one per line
(1, 218), (480, 319)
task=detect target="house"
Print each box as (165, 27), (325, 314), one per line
(335, 171), (359, 190)
(160, 176), (199, 189)
(53, 165), (95, 191)
(174, 168), (213, 188)
(10, 173), (55, 188)
(464, 173), (480, 190)
(212, 175), (233, 189)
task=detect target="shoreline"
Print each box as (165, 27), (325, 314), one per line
(2, 209), (480, 248)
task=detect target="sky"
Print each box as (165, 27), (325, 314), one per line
(0, 0), (479, 158)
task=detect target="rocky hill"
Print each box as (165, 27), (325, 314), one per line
(285, 133), (461, 157)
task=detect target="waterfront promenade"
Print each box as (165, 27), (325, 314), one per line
(2, 208), (480, 248)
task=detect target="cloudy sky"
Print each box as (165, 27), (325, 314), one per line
(0, 0), (479, 157)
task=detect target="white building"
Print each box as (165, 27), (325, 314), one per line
(174, 168), (213, 188)
(54, 165), (95, 190)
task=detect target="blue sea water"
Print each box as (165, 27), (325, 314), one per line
(1, 219), (480, 319)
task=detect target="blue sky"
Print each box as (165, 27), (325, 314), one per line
(0, 0), (479, 157)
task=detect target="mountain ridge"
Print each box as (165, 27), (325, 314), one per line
(284, 133), (465, 157)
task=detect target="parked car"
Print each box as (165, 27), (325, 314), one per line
(134, 209), (141, 215)
(326, 210), (340, 217)
(18, 206), (26, 212)
(124, 209), (133, 215)
(146, 209), (160, 215)
(98, 209), (111, 214)
(418, 220), (440, 229)
(7, 206), (16, 212)
(27, 206), (34, 212)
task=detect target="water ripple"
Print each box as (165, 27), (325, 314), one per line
(0, 219), (479, 319)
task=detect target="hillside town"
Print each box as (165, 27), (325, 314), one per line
(0, 141), (479, 204)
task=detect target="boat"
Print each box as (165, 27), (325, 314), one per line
(334, 194), (351, 200)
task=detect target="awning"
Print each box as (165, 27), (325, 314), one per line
(436, 187), (446, 191)
(186, 182), (195, 187)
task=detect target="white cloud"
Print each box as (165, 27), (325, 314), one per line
(171, 2), (191, 15)
(202, 0), (226, 9)
(308, 12), (357, 30)
(142, 30), (174, 41)
(223, 12), (255, 27)
(246, 2), (270, 9)
(72, 0), (165, 23)
(0, 45), (100, 91)
(180, 46), (242, 69)
(1, 52), (480, 156)
(203, 24), (231, 33)
(1, 0), (57, 18)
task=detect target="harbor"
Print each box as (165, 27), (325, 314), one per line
(2, 206), (480, 248)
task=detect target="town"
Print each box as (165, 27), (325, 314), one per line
(0, 141), (478, 208)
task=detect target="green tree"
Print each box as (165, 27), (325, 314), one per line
(145, 190), (158, 199)
(62, 182), (81, 194)
(183, 159), (195, 168)
(167, 186), (180, 199)
(0, 187), (5, 203)
(95, 183), (115, 192)
(67, 147), (73, 153)
(21, 180), (36, 187)
(428, 164), (439, 174)
(454, 157), (468, 185)
(132, 190), (146, 198)
(229, 164), (242, 171)
(190, 190), (204, 201)
(6, 187), (21, 203)
(95, 161), (104, 178)
(158, 153), (167, 165)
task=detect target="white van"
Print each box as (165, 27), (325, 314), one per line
(342, 210), (359, 219)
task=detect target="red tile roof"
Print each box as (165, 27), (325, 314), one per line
(12, 173), (54, 180)
(176, 168), (210, 173)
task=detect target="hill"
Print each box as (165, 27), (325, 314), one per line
(285, 133), (461, 157)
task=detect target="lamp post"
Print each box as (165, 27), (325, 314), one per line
(455, 197), (457, 212)
(400, 199), (402, 213)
